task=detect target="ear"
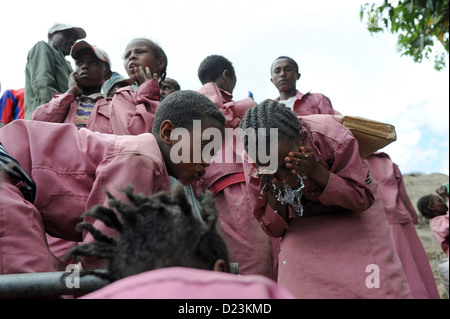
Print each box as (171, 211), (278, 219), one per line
(297, 72), (301, 80)
(159, 120), (175, 145)
(212, 259), (228, 273)
(222, 69), (230, 79)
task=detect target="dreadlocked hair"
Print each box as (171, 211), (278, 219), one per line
(240, 99), (302, 154)
(131, 38), (168, 87)
(66, 184), (230, 283)
(417, 195), (433, 219)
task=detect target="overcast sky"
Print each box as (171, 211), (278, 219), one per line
(1, 0), (448, 175)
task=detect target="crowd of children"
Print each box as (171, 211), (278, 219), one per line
(0, 22), (448, 299)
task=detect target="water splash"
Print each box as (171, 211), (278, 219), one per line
(258, 183), (267, 200)
(272, 175), (306, 216)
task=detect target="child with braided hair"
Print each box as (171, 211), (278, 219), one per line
(240, 99), (412, 298)
(196, 55), (274, 279)
(104, 38), (168, 135)
(70, 185), (294, 299)
(0, 90), (225, 274)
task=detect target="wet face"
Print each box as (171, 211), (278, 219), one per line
(123, 39), (164, 84)
(270, 58), (300, 93)
(165, 118), (225, 186)
(74, 49), (111, 91)
(49, 30), (78, 56)
(252, 137), (300, 186)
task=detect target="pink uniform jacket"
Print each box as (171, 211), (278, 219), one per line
(30, 79), (161, 264)
(244, 114), (412, 299)
(0, 120), (170, 274)
(276, 90), (341, 116)
(32, 79), (160, 135)
(196, 83), (274, 279)
(366, 152), (440, 299)
(430, 210), (449, 258)
(80, 267), (295, 299)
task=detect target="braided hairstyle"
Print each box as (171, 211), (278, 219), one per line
(240, 99), (302, 154)
(131, 38), (168, 87)
(198, 55), (236, 85)
(417, 195), (433, 219)
(66, 184), (230, 282)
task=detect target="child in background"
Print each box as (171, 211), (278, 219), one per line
(417, 185), (449, 258)
(0, 88), (25, 128)
(32, 41), (112, 130)
(241, 100), (412, 298)
(106, 38), (167, 135)
(102, 71), (134, 97)
(0, 90), (225, 274)
(270, 56), (339, 115)
(160, 77), (180, 98)
(74, 186), (294, 299)
(196, 55), (274, 279)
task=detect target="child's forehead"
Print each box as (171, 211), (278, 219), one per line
(272, 58), (295, 68)
(125, 39), (151, 50)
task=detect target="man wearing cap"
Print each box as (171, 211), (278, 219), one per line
(24, 23), (86, 119)
(32, 40), (112, 132)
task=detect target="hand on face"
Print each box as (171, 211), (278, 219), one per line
(134, 66), (158, 86)
(284, 146), (316, 178)
(67, 72), (83, 97)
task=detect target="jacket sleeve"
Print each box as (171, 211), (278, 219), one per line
(316, 93), (341, 115)
(315, 131), (374, 213)
(109, 79), (160, 135)
(27, 42), (60, 106)
(31, 93), (75, 123)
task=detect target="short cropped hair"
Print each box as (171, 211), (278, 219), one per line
(198, 55), (236, 85)
(151, 90), (226, 135)
(271, 56), (299, 74)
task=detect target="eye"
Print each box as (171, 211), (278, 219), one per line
(123, 51), (131, 59)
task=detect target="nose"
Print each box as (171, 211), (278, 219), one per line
(80, 61), (89, 69)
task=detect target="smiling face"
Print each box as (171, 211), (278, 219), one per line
(270, 58), (300, 96)
(123, 39), (165, 84)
